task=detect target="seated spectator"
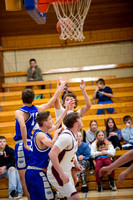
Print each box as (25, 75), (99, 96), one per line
(105, 118), (122, 150)
(84, 120), (99, 147)
(76, 131), (91, 193)
(122, 115), (133, 149)
(91, 130), (116, 192)
(0, 136), (23, 199)
(27, 58), (45, 89)
(92, 78), (116, 115)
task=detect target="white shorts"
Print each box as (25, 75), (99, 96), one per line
(47, 171), (77, 198)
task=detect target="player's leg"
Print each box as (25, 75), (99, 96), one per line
(25, 169), (54, 200)
(15, 143), (30, 199)
(18, 169), (30, 199)
(103, 158), (117, 191)
(97, 101), (104, 115)
(95, 159), (103, 192)
(47, 172), (78, 199)
(78, 160), (89, 192)
(67, 192), (80, 200)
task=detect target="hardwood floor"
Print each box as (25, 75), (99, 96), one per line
(0, 188), (133, 200)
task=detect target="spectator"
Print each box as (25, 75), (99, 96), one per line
(0, 136), (23, 199)
(92, 78), (116, 115)
(105, 118), (122, 150)
(121, 115), (133, 149)
(84, 120), (99, 147)
(91, 130), (116, 192)
(76, 131), (91, 193)
(27, 58), (45, 89)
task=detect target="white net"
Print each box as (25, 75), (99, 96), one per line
(52, 0), (91, 41)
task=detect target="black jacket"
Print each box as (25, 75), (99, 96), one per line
(0, 145), (15, 169)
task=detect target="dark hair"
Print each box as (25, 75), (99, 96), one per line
(36, 111), (50, 127)
(22, 89), (35, 104)
(106, 118), (118, 137)
(96, 78), (105, 85)
(62, 92), (78, 108)
(90, 120), (98, 126)
(97, 140), (106, 149)
(0, 136), (6, 140)
(123, 115), (132, 123)
(63, 112), (80, 129)
(29, 58), (36, 63)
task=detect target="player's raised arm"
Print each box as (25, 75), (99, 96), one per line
(37, 81), (65, 112)
(80, 80), (91, 117)
(15, 110), (30, 151)
(38, 128), (62, 149)
(100, 149), (133, 177)
(54, 77), (67, 110)
(48, 100), (73, 133)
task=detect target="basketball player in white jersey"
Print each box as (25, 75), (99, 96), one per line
(54, 79), (91, 122)
(47, 112), (83, 200)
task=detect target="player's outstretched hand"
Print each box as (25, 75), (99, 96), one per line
(80, 79), (85, 90)
(57, 81), (66, 94)
(99, 166), (112, 177)
(59, 77), (67, 85)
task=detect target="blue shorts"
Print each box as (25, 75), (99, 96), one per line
(14, 141), (31, 170)
(25, 169), (54, 200)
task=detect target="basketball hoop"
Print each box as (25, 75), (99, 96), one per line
(52, 0), (91, 41)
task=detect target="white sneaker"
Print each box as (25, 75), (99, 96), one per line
(17, 193), (23, 199)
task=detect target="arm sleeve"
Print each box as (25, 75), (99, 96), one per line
(107, 144), (115, 157)
(84, 144), (91, 160)
(91, 142), (99, 158)
(6, 148), (15, 169)
(27, 68), (32, 79)
(34, 67), (43, 80)
(117, 129), (122, 140)
(122, 129), (130, 142)
(104, 131), (109, 140)
(107, 87), (113, 94)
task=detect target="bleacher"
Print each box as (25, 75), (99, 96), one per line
(0, 75), (133, 197)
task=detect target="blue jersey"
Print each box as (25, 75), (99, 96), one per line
(29, 130), (52, 169)
(96, 86), (113, 102)
(14, 105), (38, 141)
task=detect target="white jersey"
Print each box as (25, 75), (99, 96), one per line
(47, 129), (78, 174)
(47, 129), (78, 198)
(55, 105), (80, 128)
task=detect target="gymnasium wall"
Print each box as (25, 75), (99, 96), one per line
(3, 40), (133, 83)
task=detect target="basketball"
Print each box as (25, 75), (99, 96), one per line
(56, 18), (73, 34)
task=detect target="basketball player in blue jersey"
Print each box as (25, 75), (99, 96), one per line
(14, 83), (65, 199)
(25, 102), (72, 200)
